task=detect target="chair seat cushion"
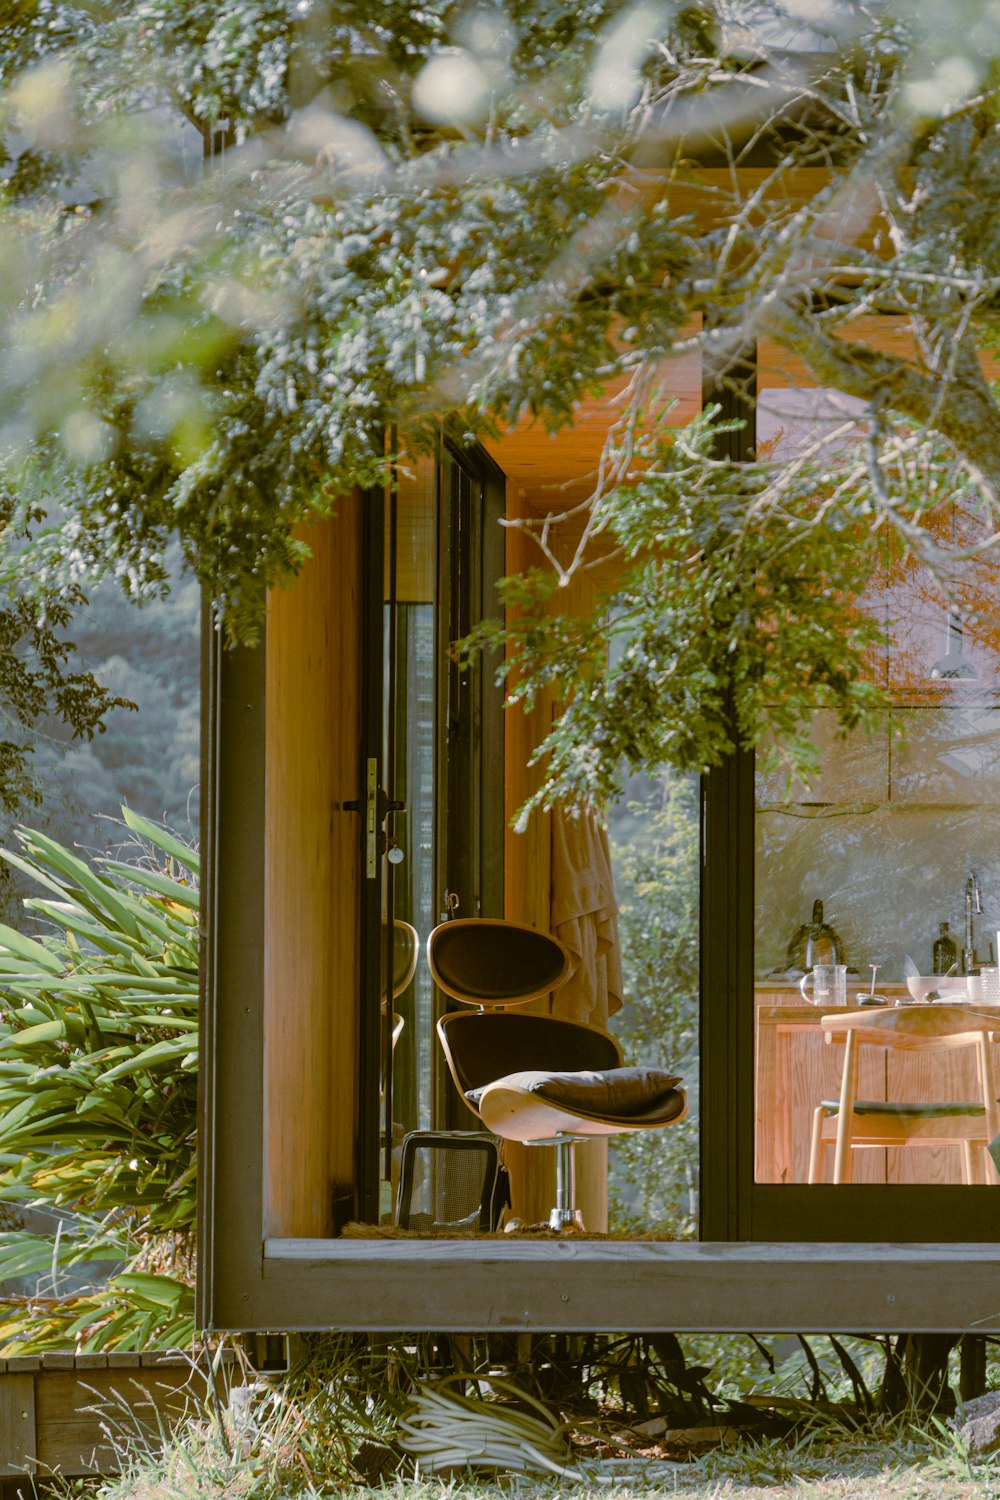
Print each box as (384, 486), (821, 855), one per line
(820, 1098), (986, 1119)
(468, 1065), (682, 1121)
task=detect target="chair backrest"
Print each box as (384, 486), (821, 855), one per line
(438, 1009), (623, 1102)
(821, 1006), (997, 1052)
(427, 918), (571, 1008)
(395, 1131), (507, 1232)
(390, 919), (419, 1001)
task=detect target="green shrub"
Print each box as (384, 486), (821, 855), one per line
(0, 809), (197, 1351)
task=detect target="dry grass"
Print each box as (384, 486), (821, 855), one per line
(90, 1417), (1000, 1500)
(81, 1335), (1000, 1500)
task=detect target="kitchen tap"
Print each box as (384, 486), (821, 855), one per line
(964, 871), (983, 975)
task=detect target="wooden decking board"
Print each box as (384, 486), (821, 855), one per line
(258, 1239), (1000, 1335)
(0, 1374), (35, 1475)
(38, 1353), (75, 1371)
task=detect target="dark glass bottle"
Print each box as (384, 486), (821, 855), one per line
(932, 921), (958, 975)
(804, 899), (844, 967)
(785, 919), (810, 972)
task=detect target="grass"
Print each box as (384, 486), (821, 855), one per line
(76, 1361), (1000, 1500)
(42, 1333), (1000, 1500)
(90, 1426), (1000, 1500)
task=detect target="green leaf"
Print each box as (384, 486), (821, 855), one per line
(96, 1035), (198, 1081)
(98, 860), (200, 908)
(0, 1093), (52, 1139)
(0, 922), (62, 975)
(16, 831), (141, 938)
(112, 1270), (189, 1309)
(22, 900), (135, 957)
(0, 1019), (65, 1049)
(0, 849), (77, 902)
(121, 810), (200, 877)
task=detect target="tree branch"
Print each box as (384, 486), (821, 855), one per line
(762, 302), (1000, 498)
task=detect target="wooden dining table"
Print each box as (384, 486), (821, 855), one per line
(754, 990), (1000, 1185)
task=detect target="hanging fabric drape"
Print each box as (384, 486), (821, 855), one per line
(550, 803), (624, 1027)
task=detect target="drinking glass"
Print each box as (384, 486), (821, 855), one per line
(799, 963), (848, 1007)
(975, 967), (1000, 1005)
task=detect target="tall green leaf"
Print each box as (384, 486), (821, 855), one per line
(0, 809), (199, 1353)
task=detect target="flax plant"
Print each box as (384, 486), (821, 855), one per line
(0, 808), (198, 1352)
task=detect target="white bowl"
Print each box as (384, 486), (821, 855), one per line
(905, 975), (968, 1004)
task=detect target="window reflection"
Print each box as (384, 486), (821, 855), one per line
(754, 381), (1000, 1187)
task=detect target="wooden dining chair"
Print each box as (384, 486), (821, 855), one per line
(808, 1006), (1000, 1185)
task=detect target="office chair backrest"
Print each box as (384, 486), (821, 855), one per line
(427, 918), (571, 1007)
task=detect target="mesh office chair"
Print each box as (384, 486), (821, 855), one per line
(430, 918), (687, 1230)
(395, 1130), (508, 1231)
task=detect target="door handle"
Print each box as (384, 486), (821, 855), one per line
(344, 762), (406, 879)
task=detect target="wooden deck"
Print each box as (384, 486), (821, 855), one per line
(262, 1239), (1000, 1336)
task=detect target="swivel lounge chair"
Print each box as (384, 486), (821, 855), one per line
(431, 918), (687, 1230)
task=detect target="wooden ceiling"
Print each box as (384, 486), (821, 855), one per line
(486, 315), (1000, 515)
(483, 342), (701, 512)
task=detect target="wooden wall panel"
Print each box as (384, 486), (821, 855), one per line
(501, 499), (614, 1228)
(0, 1373), (35, 1475)
(502, 485), (556, 1224)
(265, 505), (362, 1238)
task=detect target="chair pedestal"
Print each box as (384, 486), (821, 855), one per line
(548, 1138), (586, 1232)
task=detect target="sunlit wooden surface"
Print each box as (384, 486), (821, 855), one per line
(265, 507), (362, 1238)
(756, 996), (1000, 1186)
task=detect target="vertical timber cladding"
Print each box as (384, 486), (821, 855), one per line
(500, 489), (611, 1228)
(264, 501), (363, 1238)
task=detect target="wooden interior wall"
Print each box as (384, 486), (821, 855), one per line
(502, 501), (612, 1228)
(502, 492), (555, 1224)
(264, 505), (362, 1238)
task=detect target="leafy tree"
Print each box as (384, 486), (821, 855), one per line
(2, 2), (1000, 789)
(26, 556), (200, 864)
(0, 491), (133, 828)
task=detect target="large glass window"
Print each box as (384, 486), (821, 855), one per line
(386, 458), (437, 1140)
(754, 355), (1000, 1190)
(608, 767), (700, 1235)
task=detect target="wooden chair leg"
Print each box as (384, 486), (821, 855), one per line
(961, 1139), (976, 1185)
(808, 1107), (826, 1184)
(833, 1031), (858, 1184)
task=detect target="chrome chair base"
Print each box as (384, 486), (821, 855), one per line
(548, 1204), (586, 1232)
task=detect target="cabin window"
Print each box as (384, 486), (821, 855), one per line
(752, 332), (1000, 1226)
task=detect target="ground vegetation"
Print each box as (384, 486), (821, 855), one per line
(0, 810), (198, 1352)
(55, 1328), (1000, 1497)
